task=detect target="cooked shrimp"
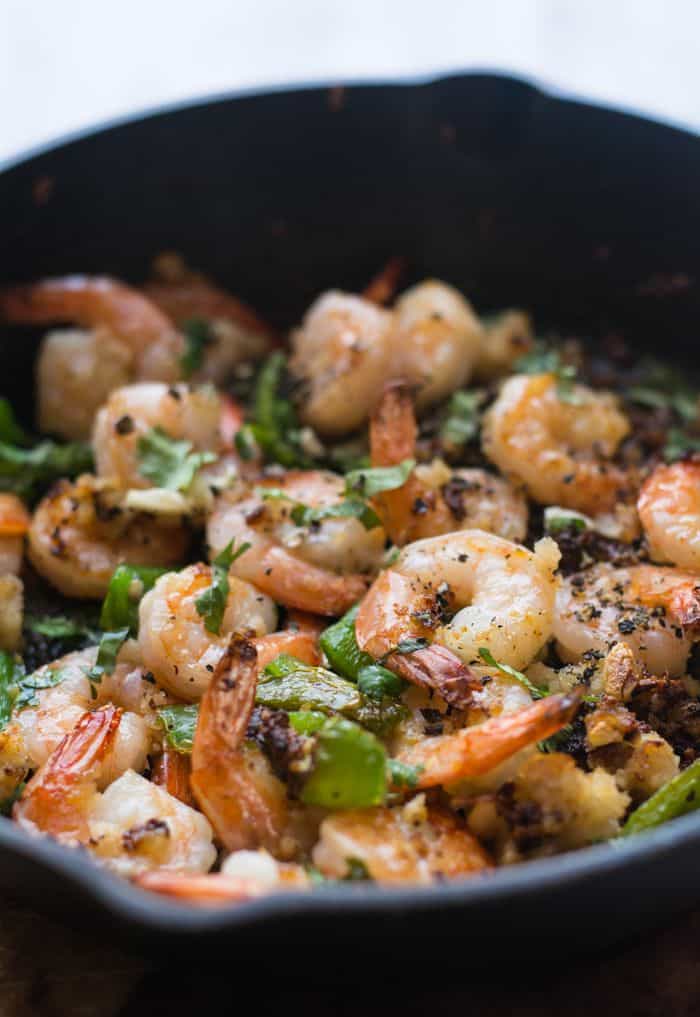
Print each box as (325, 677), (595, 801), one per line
(473, 310), (534, 381)
(36, 328), (133, 440)
(0, 275), (183, 382)
(144, 253), (276, 382)
(0, 646), (169, 800)
(356, 532), (560, 703)
(151, 748), (195, 807)
(289, 291), (394, 437)
(15, 706), (216, 877)
(207, 472), (384, 616)
(554, 563), (700, 675)
(138, 564), (278, 700)
(396, 691), (581, 788)
(638, 460), (700, 571)
(92, 382), (221, 490)
(138, 856), (309, 904)
(0, 575), (23, 652)
(0, 494), (30, 575)
(389, 280), (484, 410)
(362, 256), (405, 306)
(28, 474), (189, 599)
(369, 381), (527, 545)
(313, 798), (492, 883)
(482, 373), (634, 516)
(190, 636), (311, 857)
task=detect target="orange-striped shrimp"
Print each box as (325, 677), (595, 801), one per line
(14, 705), (216, 877)
(369, 382), (527, 545)
(638, 459), (700, 571)
(190, 636), (313, 857)
(207, 472), (384, 616)
(395, 691), (581, 788)
(0, 493), (30, 575)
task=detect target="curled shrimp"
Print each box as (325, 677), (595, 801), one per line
(190, 636), (311, 856)
(207, 471), (384, 616)
(15, 705), (216, 876)
(143, 253), (277, 382)
(482, 373), (634, 517)
(356, 531), (560, 700)
(389, 280), (483, 411)
(137, 563), (278, 700)
(0, 493), (30, 575)
(396, 691), (581, 788)
(92, 382), (222, 490)
(638, 459), (700, 571)
(369, 381), (527, 545)
(0, 275), (183, 382)
(312, 798), (492, 883)
(554, 562), (700, 675)
(0, 647), (170, 801)
(362, 256), (406, 305)
(472, 309), (534, 381)
(289, 290), (394, 437)
(28, 474), (190, 598)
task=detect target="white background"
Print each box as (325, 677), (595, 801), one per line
(2, 0), (698, 163)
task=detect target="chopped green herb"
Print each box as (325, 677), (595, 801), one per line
(251, 352), (312, 468)
(478, 647), (547, 700)
(663, 428), (700, 462)
(627, 358), (699, 424)
(515, 343), (579, 402)
(24, 614), (98, 641)
(234, 424), (259, 461)
(344, 458), (415, 499)
(537, 725), (574, 753)
(100, 564), (168, 636)
(0, 651), (22, 729)
(137, 427), (215, 491)
(0, 781), (25, 817)
(180, 318), (215, 378)
(14, 667), (67, 711)
(157, 704), (199, 754)
(387, 758), (423, 789)
(393, 637), (429, 656)
(290, 498), (382, 532)
(343, 858), (371, 881)
(0, 398), (28, 445)
(195, 540), (250, 635)
(84, 628), (130, 700)
(0, 437), (93, 502)
(440, 390), (485, 448)
(543, 506), (590, 535)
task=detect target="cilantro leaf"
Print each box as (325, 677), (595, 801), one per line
(136, 427), (215, 491)
(0, 438), (93, 503)
(14, 667), (67, 711)
(663, 429), (700, 462)
(195, 540), (250, 634)
(543, 506), (590, 535)
(251, 353), (313, 468)
(344, 459), (415, 499)
(0, 651), (22, 729)
(180, 318), (215, 378)
(25, 614), (99, 641)
(258, 487), (382, 532)
(0, 399), (28, 445)
(440, 390), (485, 448)
(478, 647), (547, 700)
(515, 343), (579, 403)
(157, 704), (199, 754)
(84, 628), (130, 699)
(393, 637), (429, 656)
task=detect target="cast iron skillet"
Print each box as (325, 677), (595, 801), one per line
(1, 72), (700, 954)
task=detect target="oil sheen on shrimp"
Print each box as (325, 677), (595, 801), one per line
(207, 471), (384, 616)
(638, 459), (700, 571)
(93, 382), (221, 489)
(28, 474), (190, 598)
(554, 563), (700, 675)
(482, 372), (633, 516)
(14, 706), (216, 878)
(356, 531), (560, 691)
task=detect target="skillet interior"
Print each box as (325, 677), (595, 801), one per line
(1, 71), (699, 952)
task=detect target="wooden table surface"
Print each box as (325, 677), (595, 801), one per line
(3, 897), (700, 1016)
